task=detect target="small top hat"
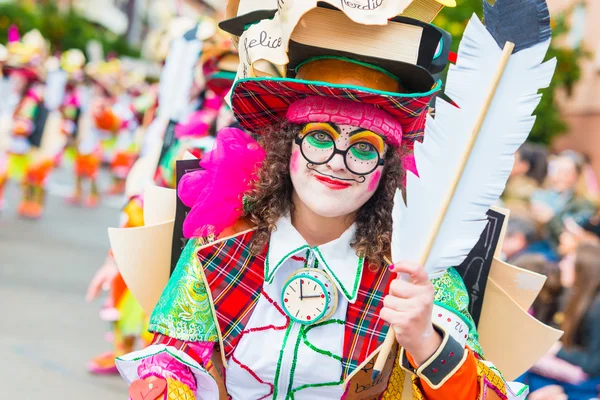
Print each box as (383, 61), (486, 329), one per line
(226, 2), (452, 149)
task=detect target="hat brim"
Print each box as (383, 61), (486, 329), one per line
(231, 76), (440, 147)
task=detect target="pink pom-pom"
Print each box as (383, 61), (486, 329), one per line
(179, 128), (266, 238)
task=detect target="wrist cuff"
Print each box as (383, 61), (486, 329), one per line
(400, 324), (467, 389)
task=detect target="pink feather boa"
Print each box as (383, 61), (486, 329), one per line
(178, 128), (265, 238)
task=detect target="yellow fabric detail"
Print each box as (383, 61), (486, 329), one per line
(381, 359), (406, 399)
(122, 198), (145, 228)
(411, 375), (427, 400)
(140, 319), (153, 344)
(7, 153), (31, 181)
(115, 288), (148, 337)
(166, 378), (195, 400)
(476, 359), (507, 398)
(378, 348), (424, 399)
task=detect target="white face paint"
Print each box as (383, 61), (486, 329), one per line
(289, 122), (388, 218)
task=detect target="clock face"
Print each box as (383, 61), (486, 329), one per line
(281, 271), (335, 325)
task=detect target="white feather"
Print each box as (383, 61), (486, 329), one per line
(392, 15), (556, 277)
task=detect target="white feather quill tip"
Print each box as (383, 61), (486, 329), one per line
(391, 15), (556, 278)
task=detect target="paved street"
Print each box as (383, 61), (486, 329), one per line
(0, 166), (128, 399)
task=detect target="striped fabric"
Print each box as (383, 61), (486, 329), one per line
(197, 231), (395, 379)
(231, 77), (438, 150)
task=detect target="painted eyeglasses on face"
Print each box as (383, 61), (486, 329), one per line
(294, 124), (386, 176)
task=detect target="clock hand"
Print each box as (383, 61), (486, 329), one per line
(303, 295), (322, 299)
(300, 279), (304, 300)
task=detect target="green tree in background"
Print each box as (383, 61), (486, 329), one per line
(434, 1), (586, 145)
(0, 2), (139, 58)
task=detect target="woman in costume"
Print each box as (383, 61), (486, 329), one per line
(113, 1), (536, 399)
(119, 68), (497, 398)
(113, 0), (562, 398)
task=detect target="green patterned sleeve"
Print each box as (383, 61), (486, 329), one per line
(432, 268), (484, 357)
(148, 238), (219, 343)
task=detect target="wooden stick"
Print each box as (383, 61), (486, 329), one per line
(372, 41), (516, 380)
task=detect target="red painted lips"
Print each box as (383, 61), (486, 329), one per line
(314, 175), (352, 190)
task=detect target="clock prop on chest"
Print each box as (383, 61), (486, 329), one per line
(281, 268), (339, 325)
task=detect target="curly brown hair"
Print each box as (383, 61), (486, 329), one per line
(243, 122), (404, 266)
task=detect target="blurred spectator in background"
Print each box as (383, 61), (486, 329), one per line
(531, 150), (595, 250)
(526, 243), (600, 400)
(510, 253), (562, 326)
(578, 153), (600, 204)
(502, 214), (559, 263)
(528, 385), (568, 400)
(503, 142), (549, 212)
(558, 215), (600, 261)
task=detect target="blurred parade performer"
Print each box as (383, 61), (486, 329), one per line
(106, 67), (147, 195)
(1, 26), (56, 218)
(128, 74), (159, 155)
(57, 49), (86, 167)
(0, 43), (8, 209)
(70, 59), (121, 207)
(94, 62), (124, 165)
(84, 65), (151, 372)
(138, 15), (217, 162)
(86, 188), (152, 375)
(154, 38), (238, 188)
(85, 15), (238, 376)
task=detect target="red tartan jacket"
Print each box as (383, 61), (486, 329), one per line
(197, 229), (396, 384)
(150, 228), (503, 399)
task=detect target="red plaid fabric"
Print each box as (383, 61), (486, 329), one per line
(197, 231), (395, 379)
(342, 262), (395, 378)
(152, 333), (205, 367)
(231, 77), (439, 149)
(197, 230), (266, 358)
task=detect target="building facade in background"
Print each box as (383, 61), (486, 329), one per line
(549, 0), (600, 176)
